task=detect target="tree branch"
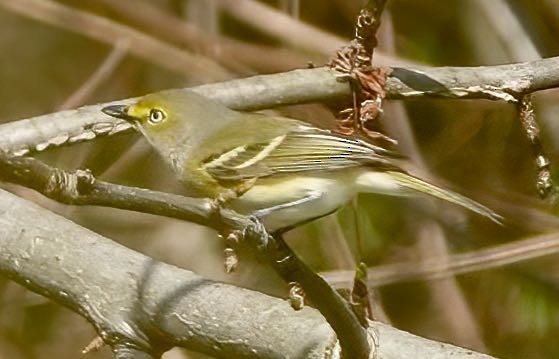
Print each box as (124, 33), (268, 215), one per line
(0, 152), (370, 358)
(0, 152), (245, 232)
(322, 230), (559, 289)
(0, 187), (497, 358)
(2, 57), (559, 155)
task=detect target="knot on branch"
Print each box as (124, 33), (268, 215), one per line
(46, 168), (95, 201)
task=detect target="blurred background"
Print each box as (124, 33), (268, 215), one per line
(1, 0), (559, 358)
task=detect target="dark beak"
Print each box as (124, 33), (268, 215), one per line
(102, 104), (132, 121)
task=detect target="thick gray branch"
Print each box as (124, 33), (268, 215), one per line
(0, 188), (496, 358)
(2, 57), (559, 155)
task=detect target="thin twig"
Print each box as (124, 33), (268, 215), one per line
(307, 2), (391, 355)
(329, 0), (392, 142)
(322, 231), (559, 288)
(356, 0), (388, 66)
(473, 0), (558, 203)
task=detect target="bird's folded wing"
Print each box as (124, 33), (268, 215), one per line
(201, 125), (402, 181)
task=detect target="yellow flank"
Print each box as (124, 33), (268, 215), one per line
(181, 159), (232, 198)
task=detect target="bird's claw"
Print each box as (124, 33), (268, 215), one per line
(220, 230), (241, 273)
(288, 282), (305, 310)
(244, 215), (269, 253)
(223, 246), (239, 273)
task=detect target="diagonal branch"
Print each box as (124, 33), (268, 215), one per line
(322, 231), (559, 289)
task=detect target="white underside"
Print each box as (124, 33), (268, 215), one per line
(229, 170), (406, 231)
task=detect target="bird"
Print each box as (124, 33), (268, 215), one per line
(102, 89), (502, 232)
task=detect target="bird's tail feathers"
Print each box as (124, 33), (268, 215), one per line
(357, 170), (503, 225)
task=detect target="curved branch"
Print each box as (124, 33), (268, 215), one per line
(2, 57), (559, 155)
(0, 188), (496, 359)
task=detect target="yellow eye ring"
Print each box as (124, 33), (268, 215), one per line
(148, 109), (166, 125)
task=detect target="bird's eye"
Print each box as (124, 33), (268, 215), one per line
(148, 109), (166, 124)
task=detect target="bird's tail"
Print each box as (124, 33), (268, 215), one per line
(356, 170), (503, 225)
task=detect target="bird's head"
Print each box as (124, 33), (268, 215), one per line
(102, 90), (237, 165)
(102, 90), (202, 140)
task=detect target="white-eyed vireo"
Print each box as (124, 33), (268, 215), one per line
(102, 90), (501, 231)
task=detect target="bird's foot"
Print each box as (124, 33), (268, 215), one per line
(288, 282), (305, 310)
(222, 230), (241, 273)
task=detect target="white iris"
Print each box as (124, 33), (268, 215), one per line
(148, 109), (166, 124)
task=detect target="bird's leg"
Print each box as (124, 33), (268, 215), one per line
(253, 191), (325, 310)
(222, 230), (241, 273)
(213, 179), (258, 273)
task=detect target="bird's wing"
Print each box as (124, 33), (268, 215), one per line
(201, 121), (402, 182)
